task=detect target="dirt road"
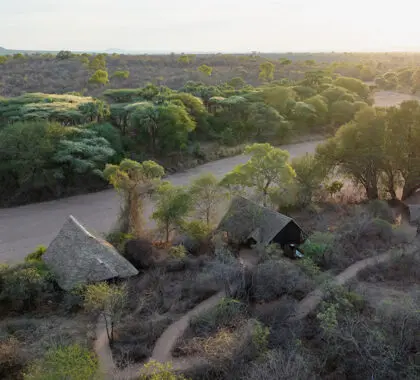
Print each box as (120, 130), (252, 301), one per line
(0, 140), (321, 264)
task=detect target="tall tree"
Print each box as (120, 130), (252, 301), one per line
(129, 102), (196, 155)
(197, 64), (213, 77)
(152, 182), (192, 242)
(259, 61), (275, 82)
(316, 107), (386, 200)
(221, 143), (296, 206)
(189, 173), (226, 226)
(104, 159), (164, 236)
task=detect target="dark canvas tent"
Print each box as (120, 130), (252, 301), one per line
(407, 204), (420, 224)
(217, 196), (304, 247)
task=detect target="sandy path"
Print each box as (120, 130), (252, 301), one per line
(289, 243), (419, 321)
(97, 251), (255, 379)
(95, 244), (419, 379)
(0, 140), (321, 264)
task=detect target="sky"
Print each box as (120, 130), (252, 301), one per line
(1, 0), (420, 53)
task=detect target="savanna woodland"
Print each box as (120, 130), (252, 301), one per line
(1, 50), (420, 380)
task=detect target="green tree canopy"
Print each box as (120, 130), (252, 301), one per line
(88, 70), (109, 85)
(221, 143), (296, 205)
(259, 61), (275, 82)
(104, 159), (164, 235)
(152, 182), (192, 242)
(198, 64), (213, 77)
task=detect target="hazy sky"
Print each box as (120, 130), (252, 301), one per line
(1, 0), (420, 52)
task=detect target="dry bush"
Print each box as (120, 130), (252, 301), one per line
(251, 259), (315, 302)
(112, 313), (174, 368)
(0, 337), (21, 379)
(241, 348), (318, 380)
(358, 251), (420, 286)
(124, 238), (157, 270)
(189, 298), (248, 338)
(312, 284), (420, 380)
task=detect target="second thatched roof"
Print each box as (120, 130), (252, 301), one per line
(217, 196), (299, 246)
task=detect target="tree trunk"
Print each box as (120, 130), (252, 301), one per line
(128, 189), (142, 237)
(365, 183), (379, 200)
(165, 222), (170, 243)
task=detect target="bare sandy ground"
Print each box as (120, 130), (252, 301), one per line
(374, 91), (420, 107)
(0, 140), (321, 264)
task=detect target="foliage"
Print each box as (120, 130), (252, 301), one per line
(23, 344), (98, 380)
(221, 143), (296, 205)
(129, 101), (196, 154)
(299, 232), (334, 264)
(104, 159), (164, 236)
(252, 259), (315, 302)
(197, 64), (213, 77)
(169, 245), (188, 259)
(152, 182), (192, 242)
(112, 70), (130, 79)
(24, 246), (47, 262)
(140, 360), (190, 380)
(0, 93), (107, 125)
(0, 262), (54, 312)
(189, 173), (226, 225)
(88, 54), (106, 71)
(251, 320), (270, 356)
(333, 76), (370, 102)
(88, 69), (109, 85)
(181, 220), (212, 242)
(83, 282), (127, 344)
(291, 153), (326, 205)
(190, 298), (247, 336)
(325, 180), (344, 197)
(259, 61), (275, 82)
(56, 50), (73, 60)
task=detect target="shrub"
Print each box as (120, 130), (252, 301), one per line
(243, 348), (315, 380)
(367, 199), (394, 223)
(24, 246), (47, 262)
(140, 360), (190, 380)
(299, 232), (334, 263)
(0, 262), (54, 311)
(105, 231), (134, 253)
(252, 259), (315, 302)
(251, 320), (270, 356)
(190, 298), (247, 337)
(123, 238), (156, 270)
(181, 220), (212, 242)
(83, 282), (127, 344)
(0, 337), (20, 378)
(23, 344), (98, 380)
(169, 245), (187, 259)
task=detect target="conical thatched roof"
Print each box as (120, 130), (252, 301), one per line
(407, 204), (420, 224)
(217, 196), (298, 246)
(43, 215), (138, 290)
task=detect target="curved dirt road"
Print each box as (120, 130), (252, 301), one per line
(0, 140), (321, 264)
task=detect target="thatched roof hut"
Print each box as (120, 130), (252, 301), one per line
(43, 215), (138, 290)
(217, 196), (304, 247)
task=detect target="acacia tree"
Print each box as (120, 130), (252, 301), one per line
(88, 69), (109, 85)
(129, 102), (196, 155)
(316, 107), (386, 200)
(221, 143), (296, 206)
(259, 61), (275, 82)
(385, 101), (420, 200)
(291, 153), (326, 205)
(84, 283), (127, 345)
(103, 159), (165, 236)
(152, 182), (192, 242)
(198, 64), (213, 77)
(189, 173), (227, 226)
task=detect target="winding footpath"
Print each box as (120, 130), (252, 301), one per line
(94, 243), (419, 379)
(0, 140), (320, 264)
